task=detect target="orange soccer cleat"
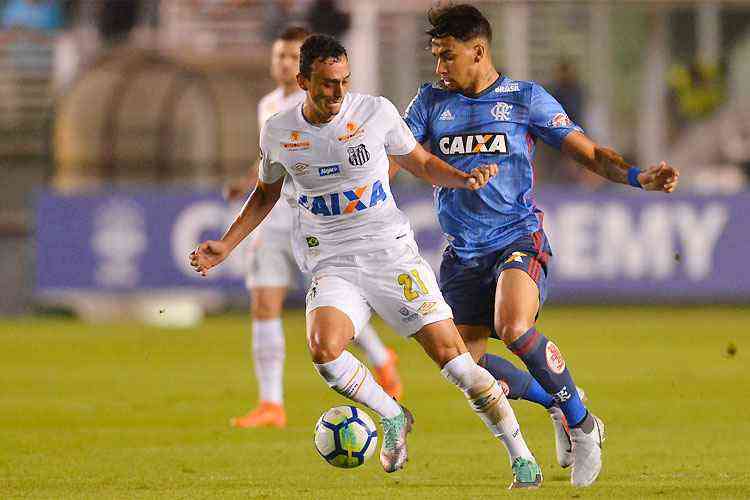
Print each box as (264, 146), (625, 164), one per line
(230, 402), (287, 429)
(373, 348), (403, 401)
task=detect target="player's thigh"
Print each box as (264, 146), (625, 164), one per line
(362, 246), (452, 339)
(439, 247), (495, 330)
(305, 273), (371, 362)
(250, 286), (287, 319)
(457, 324), (492, 363)
(413, 319), (468, 368)
(494, 268), (540, 343)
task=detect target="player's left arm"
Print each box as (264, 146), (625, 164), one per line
(561, 131), (680, 192)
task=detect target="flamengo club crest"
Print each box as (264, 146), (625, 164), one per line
(491, 102), (513, 121)
(347, 144), (370, 166)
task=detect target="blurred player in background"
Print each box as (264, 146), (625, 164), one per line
(403, 4), (679, 487)
(193, 34), (544, 488)
(225, 26), (401, 430)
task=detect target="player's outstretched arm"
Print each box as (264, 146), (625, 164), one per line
(189, 178), (283, 276)
(392, 143), (497, 190)
(562, 131), (680, 192)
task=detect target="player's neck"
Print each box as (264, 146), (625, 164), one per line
(464, 67), (500, 97)
(302, 100), (333, 126)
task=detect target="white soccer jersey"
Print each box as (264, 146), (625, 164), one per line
(254, 87), (306, 239)
(259, 93), (418, 272)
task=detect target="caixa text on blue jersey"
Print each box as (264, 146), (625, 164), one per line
(297, 180), (388, 217)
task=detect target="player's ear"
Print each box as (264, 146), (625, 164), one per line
(296, 73), (308, 91)
(474, 43), (485, 63)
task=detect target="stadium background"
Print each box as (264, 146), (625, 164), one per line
(1, 1), (749, 498)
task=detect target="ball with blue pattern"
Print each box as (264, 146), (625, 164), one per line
(314, 405), (378, 468)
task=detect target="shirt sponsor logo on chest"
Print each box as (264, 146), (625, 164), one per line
(297, 180), (388, 217)
(438, 133), (509, 155)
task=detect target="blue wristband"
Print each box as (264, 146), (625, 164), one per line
(627, 167), (643, 189)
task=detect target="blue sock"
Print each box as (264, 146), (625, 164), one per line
(508, 327), (588, 427)
(480, 353), (555, 408)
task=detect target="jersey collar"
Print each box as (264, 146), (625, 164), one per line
(461, 74), (506, 99)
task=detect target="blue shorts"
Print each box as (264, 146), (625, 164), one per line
(438, 230), (552, 333)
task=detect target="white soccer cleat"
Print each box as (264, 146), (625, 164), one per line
(548, 386), (588, 469)
(570, 413), (605, 487)
(548, 405), (573, 468)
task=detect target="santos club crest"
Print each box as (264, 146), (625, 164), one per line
(347, 144), (370, 166)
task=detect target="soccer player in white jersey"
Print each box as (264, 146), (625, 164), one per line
(192, 34), (542, 488)
(225, 27), (403, 429)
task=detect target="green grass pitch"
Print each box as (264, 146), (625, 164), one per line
(1, 306), (749, 498)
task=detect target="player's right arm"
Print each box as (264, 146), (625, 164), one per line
(391, 143), (497, 190)
(190, 124), (285, 276)
(190, 178), (283, 276)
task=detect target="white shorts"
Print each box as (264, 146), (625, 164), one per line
(245, 236), (300, 290)
(304, 239), (453, 337)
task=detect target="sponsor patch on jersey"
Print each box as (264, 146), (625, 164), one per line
(293, 162), (309, 175)
(495, 82), (520, 93)
(347, 144), (370, 166)
(317, 164), (341, 177)
(417, 301), (437, 316)
(438, 133), (509, 155)
(283, 131), (311, 151)
(297, 180), (388, 217)
(337, 121), (365, 142)
(305, 236), (319, 248)
(545, 341), (566, 374)
(282, 141), (311, 151)
(549, 112), (573, 128)
(491, 102), (513, 121)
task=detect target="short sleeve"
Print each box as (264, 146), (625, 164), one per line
(528, 83), (583, 150)
(402, 84), (431, 143)
(258, 123), (287, 184)
(381, 97), (417, 156)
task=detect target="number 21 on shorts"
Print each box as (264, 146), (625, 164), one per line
(397, 269), (429, 302)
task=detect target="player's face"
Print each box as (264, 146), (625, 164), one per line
(431, 36), (482, 93)
(298, 56), (351, 121)
(270, 39), (303, 87)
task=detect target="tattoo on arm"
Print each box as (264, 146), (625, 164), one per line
(582, 146), (630, 184)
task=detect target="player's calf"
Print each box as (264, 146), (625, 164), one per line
(505, 326), (588, 428)
(440, 352), (542, 488)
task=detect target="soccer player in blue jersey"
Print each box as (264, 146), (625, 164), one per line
(402, 4), (679, 488)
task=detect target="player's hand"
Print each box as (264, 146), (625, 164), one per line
(638, 161), (680, 193)
(466, 164), (498, 190)
(222, 180), (248, 202)
(189, 240), (230, 277)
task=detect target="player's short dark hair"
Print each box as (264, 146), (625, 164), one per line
(277, 25), (310, 43)
(427, 3), (492, 43)
(299, 34), (347, 79)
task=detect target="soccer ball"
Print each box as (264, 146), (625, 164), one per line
(314, 405), (378, 468)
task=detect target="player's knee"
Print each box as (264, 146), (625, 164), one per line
(496, 319), (533, 345)
(307, 329), (346, 363)
(251, 297), (282, 320)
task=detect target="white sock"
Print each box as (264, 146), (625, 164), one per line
(252, 318), (285, 405)
(354, 323), (390, 367)
(314, 350), (401, 418)
(441, 352), (534, 463)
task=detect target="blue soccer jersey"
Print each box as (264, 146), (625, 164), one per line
(403, 75), (582, 259)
